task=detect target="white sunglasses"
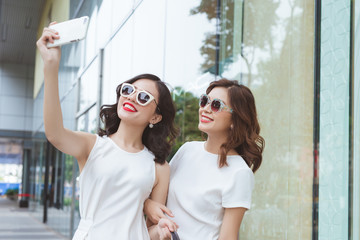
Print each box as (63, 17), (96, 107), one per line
(120, 83), (159, 107)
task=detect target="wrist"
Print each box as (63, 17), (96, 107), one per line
(44, 62), (60, 73)
(148, 225), (160, 240)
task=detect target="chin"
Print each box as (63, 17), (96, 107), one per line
(117, 110), (134, 122)
(198, 123), (209, 134)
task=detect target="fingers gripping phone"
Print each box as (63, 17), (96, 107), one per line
(171, 231), (180, 240)
(47, 16), (89, 48)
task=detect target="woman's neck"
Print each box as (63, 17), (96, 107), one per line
(204, 134), (237, 155)
(204, 134), (227, 154)
(110, 121), (146, 152)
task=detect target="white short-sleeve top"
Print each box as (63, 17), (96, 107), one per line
(167, 141), (254, 240)
(72, 135), (155, 240)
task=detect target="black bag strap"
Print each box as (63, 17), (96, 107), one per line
(170, 231), (180, 240)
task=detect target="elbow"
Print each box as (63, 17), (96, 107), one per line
(45, 131), (57, 145)
(45, 133), (54, 142)
(44, 127), (62, 146)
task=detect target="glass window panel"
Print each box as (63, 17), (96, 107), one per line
(318, 1), (351, 239)
(59, 43), (81, 88)
(84, 7), (99, 65)
(70, 0), (83, 17)
(79, 58), (99, 111)
(71, 0), (101, 68)
(165, 0), (217, 96)
(110, 0), (134, 33)
(96, 0), (113, 47)
(46, 149), (72, 238)
(353, 1), (360, 238)
(30, 141), (46, 222)
(101, 17), (134, 106)
(77, 114), (87, 132)
(101, 44), (115, 106)
(88, 105), (98, 134)
(73, 165), (80, 237)
(0, 138), (23, 201)
(131, 0), (166, 76)
(217, 1), (315, 239)
(165, 0), (217, 156)
(76, 105), (97, 134)
(62, 84), (78, 131)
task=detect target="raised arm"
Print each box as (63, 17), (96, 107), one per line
(36, 23), (95, 171)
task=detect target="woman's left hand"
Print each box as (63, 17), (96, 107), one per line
(144, 198), (174, 224)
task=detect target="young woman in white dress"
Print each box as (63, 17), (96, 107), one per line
(37, 23), (178, 240)
(145, 79), (265, 240)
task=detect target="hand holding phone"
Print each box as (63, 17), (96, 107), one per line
(47, 16), (89, 48)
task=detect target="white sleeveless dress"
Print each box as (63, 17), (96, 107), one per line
(72, 135), (155, 240)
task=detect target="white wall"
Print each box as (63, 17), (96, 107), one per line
(0, 63), (34, 132)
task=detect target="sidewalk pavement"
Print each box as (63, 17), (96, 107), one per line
(0, 197), (68, 240)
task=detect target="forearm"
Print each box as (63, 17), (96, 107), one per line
(219, 207), (246, 240)
(218, 233), (238, 240)
(218, 225), (239, 240)
(43, 64), (64, 143)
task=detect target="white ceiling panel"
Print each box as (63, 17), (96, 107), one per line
(0, 0), (45, 65)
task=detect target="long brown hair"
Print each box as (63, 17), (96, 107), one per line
(98, 74), (179, 164)
(206, 79), (264, 172)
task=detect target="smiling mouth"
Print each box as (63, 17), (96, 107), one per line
(123, 103), (137, 112)
(201, 115), (213, 122)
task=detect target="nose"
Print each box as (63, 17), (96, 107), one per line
(203, 102), (212, 113)
(126, 91), (137, 103)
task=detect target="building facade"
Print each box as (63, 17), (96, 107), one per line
(1, 0), (357, 239)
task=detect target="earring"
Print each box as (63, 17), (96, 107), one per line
(230, 124), (234, 130)
(149, 123), (154, 128)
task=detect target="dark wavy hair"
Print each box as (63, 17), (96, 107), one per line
(98, 74), (178, 164)
(206, 79), (265, 173)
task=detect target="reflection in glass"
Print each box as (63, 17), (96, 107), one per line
(171, 88), (203, 158)
(189, 0), (315, 239)
(79, 59), (99, 111)
(30, 141), (46, 222)
(189, 1), (219, 75)
(165, 0), (218, 160)
(46, 150), (73, 237)
(353, 1), (360, 238)
(88, 105), (98, 134)
(131, 0), (165, 77)
(237, 1), (314, 239)
(165, 0), (217, 96)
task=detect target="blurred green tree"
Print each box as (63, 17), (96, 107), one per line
(169, 87), (204, 159)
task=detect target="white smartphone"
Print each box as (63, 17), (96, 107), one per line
(47, 16), (89, 48)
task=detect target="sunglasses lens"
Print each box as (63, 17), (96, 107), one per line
(211, 100), (221, 112)
(121, 84), (134, 96)
(200, 95), (208, 108)
(138, 92), (151, 105)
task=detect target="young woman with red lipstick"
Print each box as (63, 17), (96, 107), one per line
(144, 79), (265, 240)
(37, 24), (178, 240)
